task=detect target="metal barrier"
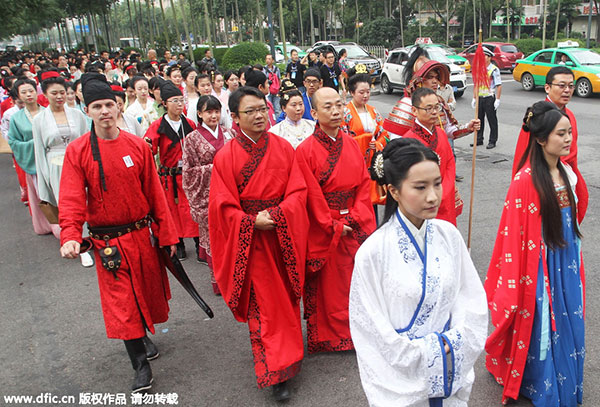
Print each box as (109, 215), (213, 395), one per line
(362, 45), (388, 61)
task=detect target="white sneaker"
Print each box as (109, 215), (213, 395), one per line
(80, 251), (94, 267)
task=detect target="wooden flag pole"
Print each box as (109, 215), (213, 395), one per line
(467, 28), (484, 250)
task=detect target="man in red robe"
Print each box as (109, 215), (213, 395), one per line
(208, 86), (309, 401)
(296, 87), (376, 353)
(512, 66), (588, 222)
(145, 81), (199, 260)
(403, 87), (458, 225)
(59, 73), (179, 393)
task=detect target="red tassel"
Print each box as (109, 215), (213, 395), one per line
(472, 43), (490, 91)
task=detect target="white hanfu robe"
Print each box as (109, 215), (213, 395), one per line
(32, 106), (88, 206)
(349, 210), (488, 407)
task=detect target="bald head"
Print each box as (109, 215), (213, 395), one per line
(311, 87), (343, 134)
(312, 87), (340, 111)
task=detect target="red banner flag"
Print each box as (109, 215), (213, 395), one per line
(472, 43), (490, 91)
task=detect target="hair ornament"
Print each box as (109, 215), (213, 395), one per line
(373, 153), (385, 180)
(526, 111), (534, 126)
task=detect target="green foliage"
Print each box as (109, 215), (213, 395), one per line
(192, 47), (229, 65)
(221, 42), (269, 70)
(484, 37), (505, 43)
(360, 18), (400, 48)
(515, 38), (544, 56)
(448, 40), (462, 49)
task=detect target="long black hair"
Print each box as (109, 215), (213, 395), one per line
(369, 138), (440, 225)
(520, 101), (581, 248)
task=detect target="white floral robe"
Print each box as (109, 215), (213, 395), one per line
(349, 211), (488, 407)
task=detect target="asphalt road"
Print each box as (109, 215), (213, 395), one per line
(0, 74), (598, 407)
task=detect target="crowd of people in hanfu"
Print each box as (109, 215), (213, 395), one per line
(0, 44), (587, 406)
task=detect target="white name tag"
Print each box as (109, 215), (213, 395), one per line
(123, 155), (134, 168)
(178, 160), (183, 168)
(340, 209), (349, 215)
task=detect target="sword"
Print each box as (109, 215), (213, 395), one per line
(161, 248), (215, 319)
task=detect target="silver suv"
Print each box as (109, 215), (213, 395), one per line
(308, 42), (382, 81)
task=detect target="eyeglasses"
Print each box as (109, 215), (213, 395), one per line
(167, 98), (185, 104)
(414, 103), (443, 114)
(239, 106), (269, 116)
(550, 83), (575, 90)
(304, 79), (320, 85)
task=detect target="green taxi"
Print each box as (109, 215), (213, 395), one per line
(512, 41), (600, 98)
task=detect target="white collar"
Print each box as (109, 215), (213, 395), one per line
(397, 209), (427, 252)
(201, 122), (220, 139)
(415, 119), (434, 135)
(285, 116), (301, 126)
(241, 129), (258, 144)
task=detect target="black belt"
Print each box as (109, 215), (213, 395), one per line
(158, 165), (182, 203)
(88, 215), (151, 241)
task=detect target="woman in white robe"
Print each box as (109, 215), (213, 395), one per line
(32, 76), (88, 208)
(113, 86), (144, 137)
(349, 138), (488, 407)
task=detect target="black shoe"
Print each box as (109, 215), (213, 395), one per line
(176, 243), (187, 260)
(124, 338), (153, 393)
(196, 256), (208, 264)
(470, 141), (483, 147)
(486, 142), (496, 149)
(142, 336), (159, 361)
(455, 175), (464, 182)
(272, 380), (291, 402)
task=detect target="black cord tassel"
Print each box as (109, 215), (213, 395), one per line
(90, 124), (107, 192)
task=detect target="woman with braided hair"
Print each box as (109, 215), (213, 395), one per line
(349, 137), (487, 407)
(485, 101), (586, 406)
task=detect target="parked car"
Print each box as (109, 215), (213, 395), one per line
(308, 42), (382, 81)
(381, 47), (467, 97)
(512, 42), (600, 98)
(459, 42), (523, 71)
(413, 42), (471, 72)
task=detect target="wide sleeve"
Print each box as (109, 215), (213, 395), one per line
(349, 240), (453, 403)
(295, 141), (343, 273)
(344, 138), (377, 244)
(208, 147), (256, 322)
(438, 227), (488, 396)
(144, 118), (161, 156)
(58, 144), (88, 245)
(266, 146), (309, 300)
(140, 141), (179, 247)
(32, 114), (54, 205)
(182, 133), (213, 224)
(7, 114), (34, 173)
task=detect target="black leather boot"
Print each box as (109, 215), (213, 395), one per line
(124, 338), (153, 393)
(176, 240), (187, 260)
(272, 380), (291, 402)
(142, 335), (159, 361)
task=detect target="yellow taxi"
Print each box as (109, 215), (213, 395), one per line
(512, 41), (600, 97)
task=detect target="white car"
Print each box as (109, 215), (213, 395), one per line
(380, 47), (467, 97)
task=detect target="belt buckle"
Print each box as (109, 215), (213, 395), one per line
(135, 220), (143, 229)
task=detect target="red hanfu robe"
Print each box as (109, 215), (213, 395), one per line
(208, 131), (309, 388)
(146, 115), (199, 238)
(484, 163), (586, 403)
(403, 122), (458, 225)
(512, 102), (588, 223)
(295, 125), (376, 353)
(59, 130), (179, 340)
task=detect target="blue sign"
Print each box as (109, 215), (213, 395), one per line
(75, 25), (90, 33)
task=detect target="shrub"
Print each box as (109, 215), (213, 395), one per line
(122, 46), (142, 55)
(221, 42), (269, 70)
(448, 40), (462, 49)
(515, 38), (543, 56)
(360, 17), (400, 48)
